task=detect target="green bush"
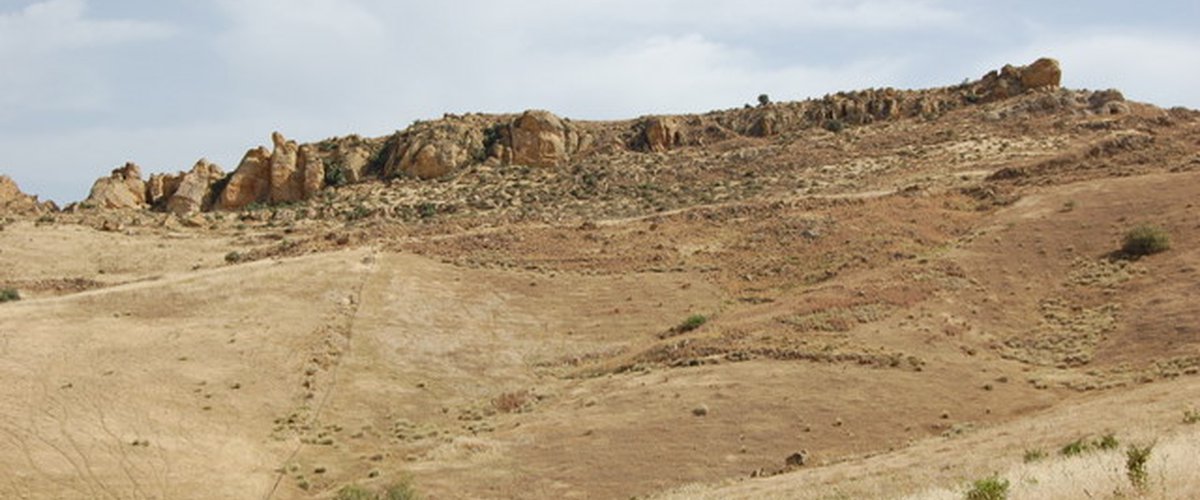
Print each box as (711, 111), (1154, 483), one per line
(823, 119), (846, 133)
(1060, 438), (1089, 457)
(1095, 432), (1119, 451)
(0, 288), (20, 303)
(325, 162), (349, 188)
(1126, 444), (1153, 492)
(678, 314), (708, 332)
(1122, 225), (1170, 257)
(965, 474), (1009, 500)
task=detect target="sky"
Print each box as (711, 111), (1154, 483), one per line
(1, 0), (1198, 203)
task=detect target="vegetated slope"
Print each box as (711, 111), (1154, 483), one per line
(2, 59), (1199, 499)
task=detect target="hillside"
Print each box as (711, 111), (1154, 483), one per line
(2, 58), (1199, 499)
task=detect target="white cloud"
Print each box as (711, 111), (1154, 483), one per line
(0, 0), (174, 113)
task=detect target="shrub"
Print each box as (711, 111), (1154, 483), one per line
(336, 485), (375, 500)
(757, 94), (771, 106)
(1125, 444), (1153, 492)
(224, 251), (242, 264)
(823, 119), (846, 133)
(1060, 438), (1089, 456)
(325, 162), (349, 188)
(1095, 432), (1119, 450)
(1022, 449), (1047, 463)
(965, 474), (1009, 500)
(1121, 225), (1170, 257)
(335, 480), (418, 500)
(678, 314), (708, 332)
(0, 288), (20, 303)
(1183, 407), (1200, 424)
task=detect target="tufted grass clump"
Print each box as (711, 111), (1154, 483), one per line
(1125, 443), (1153, 492)
(1121, 225), (1170, 257)
(965, 474), (1009, 500)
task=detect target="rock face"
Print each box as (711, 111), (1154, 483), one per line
(146, 173), (184, 208)
(216, 146), (272, 210)
(384, 119), (482, 179)
(639, 116), (682, 152)
(215, 132), (326, 210)
(85, 163), (147, 209)
(166, 159), (225, 215)
(1021, 58), (1062, 89)
(505, 110), (576, 168)
(0, 175), (50, 213)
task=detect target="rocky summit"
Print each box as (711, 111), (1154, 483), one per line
(3, 57), (1200, 500)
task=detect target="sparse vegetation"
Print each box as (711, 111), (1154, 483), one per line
(1121, 224), (1170, 257)
(1096, 432), (1120, 451)
(1125, 443), (1153, 492)
(1022, 449), (1047, 463)
(678, 314), (708, 332)
(493, 390), (532, 413)
(224, 251), (242, 264)
(1184, 407), (1200, 424)
(965, 474), (1009, 500)
(823, 119), (846, 133)
(0, 288), (20, 303)
(336, 481), (419, 500)
(325, 161), (349, 188)
(1060, 437), (1089, 457)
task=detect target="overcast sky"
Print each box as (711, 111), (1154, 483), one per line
(1, 0), (1198, 203)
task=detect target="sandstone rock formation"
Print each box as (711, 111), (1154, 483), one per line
(637, 116), (682, 152)
(215, 132), (326, 210)
(146, 173), (184, 208)
(85, 163), (147, 209)
(216, 146), (271, 210)
(166, 159), (225, 215)
(0, 175), (51, 213)
(975, 57), (1062, 102)
(504, 110), (577, 168)
(384, 118), (483, 179)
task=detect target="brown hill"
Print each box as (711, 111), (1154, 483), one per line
(2, 58), (1200, 499)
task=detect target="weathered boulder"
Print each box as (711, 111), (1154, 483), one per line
(506, 110), (575, 167)
(216, 146), (272, 210)
(85, 162), (146, 209)
(1021, 58), (1062, 89)
(975, 57), (1063, 102)
(166, 159), (225, 215)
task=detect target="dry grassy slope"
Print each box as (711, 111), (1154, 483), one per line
(0, 90), (1198, 499)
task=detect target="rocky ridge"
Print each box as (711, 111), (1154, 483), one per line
(68, 57), (1123, 219)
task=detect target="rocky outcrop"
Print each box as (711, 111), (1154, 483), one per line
(636, 116), (682, 151)
(85, 162), (147, 209)
(268, 132), (302, 203)
(0, 175), (51, 214)
(503, 110), (578, 168)
(975, 58), (1062, 102)
(166, 159), (225, 215)
(146, 173), (184, 208)
(215, 131), (326, 210)
(384, 118), (483, 179)
(316, 135), (378, 184)
(216, 146), (271, 210)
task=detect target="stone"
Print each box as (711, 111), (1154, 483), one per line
(216, 146), (272, 210)
(1020, 58), (1062, 89)
(146, 173), (184, 208)
(384, 120), (481, 179)
(298, 145), (325, 200)
(641, 116), (681, 152)
(268, 131), (302, 203)
(166, 159), (225, 215)
(0, 175), (49, 213)
(85, 162), (147, 209)
(507, 110), (573, 168)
